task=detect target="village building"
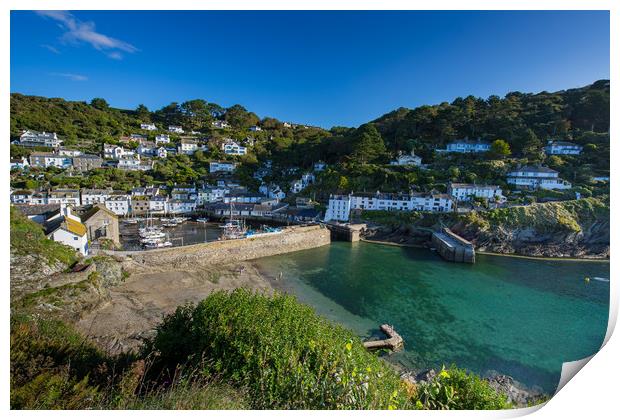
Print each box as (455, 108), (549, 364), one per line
(10, 190), (34, 204)
(81, 188), (113, 205)
(259, 183), (286, 200)
(178, 139), (199, 155)
(212, 120), (230, 129)
(223, 192), (265, 204)
(18, 130), (63, 148)
(72, 154), (103, 172)
(103, 143), (132, 159)
(324, 191), (454, 222)
(437, 139), (491, 153)
(57, 148), (83, 157)
(10, 157), (30, 171)
(209, 161), (237, 173)
(136, 141), (158, 157)
(105, 194), (131, 216)
(141, 123), (157, 131)
(390, 150), (423, 167)
(29, 152), (72, 169)
(544, 140), (583, 155)
(506, 165), (572, 190)
(167, 199), (197, 214)
(130, 196), (151, 215)
(168, 125), (184, 134)
(448, 183), (505, 202)
(13, 204), (61, 223)
(47, 189), (81, 206)
(77, 204), (120, 246)
(43, 206), (89, 256)
(197, 186), (230, 204)
(222, 140), (247, 156)
(149, 196), (168, 214)
(155, 134), (171, 144)
(249, 125), (262, 132)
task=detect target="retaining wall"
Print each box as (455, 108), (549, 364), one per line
(101, 225), (331, 269)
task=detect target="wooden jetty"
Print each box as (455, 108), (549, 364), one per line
(363, 324), (404, 351)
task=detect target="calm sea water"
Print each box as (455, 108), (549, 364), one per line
(254, 242), (610, 393)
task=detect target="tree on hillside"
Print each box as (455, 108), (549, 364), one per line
(90, 98), (109, 110)
(349, 123), (386, 164)
(136, 104), (150, 122)
(225, 104), (260, 128)
(181, 99), (212, 130)
(518, 128), (542, 158)
(490, 139), (511, 158)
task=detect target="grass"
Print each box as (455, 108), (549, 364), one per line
(10, 206), (78, 266)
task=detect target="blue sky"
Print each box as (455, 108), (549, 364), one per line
(10, 10), (609, 128)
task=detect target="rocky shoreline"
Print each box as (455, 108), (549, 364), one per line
(362, 224), (609, 260)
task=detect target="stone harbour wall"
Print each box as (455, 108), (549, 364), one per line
(104, 225), (331, 269)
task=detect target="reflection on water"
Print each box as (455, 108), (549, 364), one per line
(255, 242), (610, 393)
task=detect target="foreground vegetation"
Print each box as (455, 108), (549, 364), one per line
(11, 289), (511, 410)
(10, 206), (78, 267)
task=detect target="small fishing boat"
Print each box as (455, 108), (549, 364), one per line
(196, 217), (209, 223)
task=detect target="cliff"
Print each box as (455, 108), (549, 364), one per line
(362, 197), (609, 258)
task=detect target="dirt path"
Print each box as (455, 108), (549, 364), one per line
(75, 261), (271, 354)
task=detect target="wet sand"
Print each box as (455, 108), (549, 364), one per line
(76, 261), (272, 354)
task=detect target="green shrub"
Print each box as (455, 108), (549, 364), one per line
(416, 366), (510, 410)
(149, 289), (412, 409)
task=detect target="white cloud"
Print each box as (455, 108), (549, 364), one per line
(41, 44), (60, 54)
(50, 72), (88, 82)
(35, 10), (138, 59)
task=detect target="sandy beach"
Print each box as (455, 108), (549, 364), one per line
(76, 261), (272, 354)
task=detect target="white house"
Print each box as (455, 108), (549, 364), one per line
(178, 139), (199, 155)
(141, 123), (157, 131)
(249, 125), (262, 132)
(324, 191), (454, 222)
(156, 147), (168, 158)
(390, 150), (423, 167)
(19, 130), (62, 148)
(448, 183), (505, 202)
(10, 190), (34, 204)
(136, 141), (158, 157)
(259, 183), (286, 200)
(222, 140), (247, 156)
(168, 125), (184, 134)
(105, 194), (131, 216)
(44, 206), (89, 256)
(197, 186), (230, 204)
(437, 139), (491, 153)
(223, 192), (264, 204)
(212, 120), (230, 129)
(117, 155), (142, 170)
(47, 189), (81, 206)
(544, 140), (583, 155)
(29, 152), (72, 169)
(506, 165), (572, 190)
(149, 196), (168, 214)
(103, 143), (131, 160)
(81, 189), (113, 205)
(155, 134), (171, 144)
(167, 199), (197, 214)
(10, 157), (30, 171)
(57, 148), (83, 157)
(209, 161), (237, 173)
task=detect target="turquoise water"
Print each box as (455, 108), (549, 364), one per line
(254, 242), (610, 393)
